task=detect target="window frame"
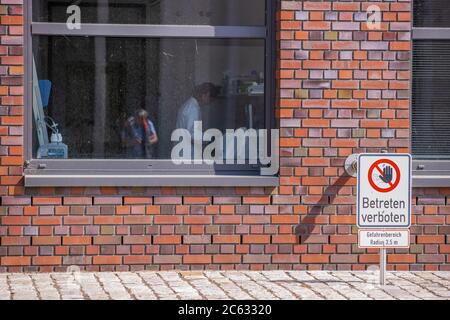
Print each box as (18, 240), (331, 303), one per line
(23, 0), (279, 187)
(411, 1), (450, 186)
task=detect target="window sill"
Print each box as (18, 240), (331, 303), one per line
(24, 174), (279, 187)
(411, 159), (450, 187)
(24, 174), (450, 188)
(413, 175), (450, 188)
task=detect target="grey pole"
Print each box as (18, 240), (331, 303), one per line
(380, 248), (386, 286)
(380, 149), (388, 286)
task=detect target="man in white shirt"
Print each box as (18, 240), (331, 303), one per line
(175, 82), (218, 161)
(176, 82), (217, 136)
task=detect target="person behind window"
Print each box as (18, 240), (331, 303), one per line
(176, 82), (219, 136)
(121, 109), (158, 159)
(175, 82), (219, 160)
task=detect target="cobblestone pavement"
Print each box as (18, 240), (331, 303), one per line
(0, 271), (449, 300)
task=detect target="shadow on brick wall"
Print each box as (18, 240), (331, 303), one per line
(295, 175), (352, 244)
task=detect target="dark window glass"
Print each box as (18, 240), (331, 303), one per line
(32, 36), (265, 160)
(32, 0), (266, 26)
(413, 40), (450, 158)
(414, 0), (450, 28)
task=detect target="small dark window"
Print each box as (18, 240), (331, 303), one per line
(412, 0), (450, 185)
(412, 40), (450, 158)
(414, 0), (450, 28)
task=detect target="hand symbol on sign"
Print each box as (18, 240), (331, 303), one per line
(379, 165), (393, 184)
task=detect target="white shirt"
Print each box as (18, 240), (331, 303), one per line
(176, 97), (201, 136)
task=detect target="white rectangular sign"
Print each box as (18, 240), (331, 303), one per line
(358, 229), (410, 248)
(357, 154), (411, 228)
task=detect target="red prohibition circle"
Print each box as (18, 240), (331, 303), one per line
(368, 159), (401, 193)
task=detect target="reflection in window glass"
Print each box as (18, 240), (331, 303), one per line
(32, 0), (266, 26)
(414, 0), (450, 28)
(32, 36), (265, 160)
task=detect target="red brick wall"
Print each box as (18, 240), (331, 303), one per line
(0, 0), (449, 272)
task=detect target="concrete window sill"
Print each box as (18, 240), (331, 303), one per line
(413, 175), (450, 188)
(24, 174), (279, 187)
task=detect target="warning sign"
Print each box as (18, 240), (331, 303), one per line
(357, 154), (411, 228)
(358, 229), (410, 248)
(368, 159), (400, 193)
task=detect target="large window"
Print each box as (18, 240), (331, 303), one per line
(25, 1), (277, 186)
(412, 0), (450, 186)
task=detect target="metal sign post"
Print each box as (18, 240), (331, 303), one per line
(380, 247), (386, 286)
(355, 153), (412, 287)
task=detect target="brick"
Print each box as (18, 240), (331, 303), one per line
(183, 255), (212, 264)
(123, 236), (151, 244)
(281, 21), (301, 30)
(332, 22), (360, 31)
(184, 197), (211, 205)
(301, 255), (329, 264)
(32, 236), (61, 246)
(184, 216), (212, 225)
(243, 196), (271, 205)
(64, 216), (92, 225)
(272, 195), (300, 204)
(153, 235), (181, 244)
(242, 235), (271, 244)
(33, 256), (62, 266)
(33, 197), (62, 206)
(271, 216), (299, 224)
(330, 235), (357, 244)
(1, 236), (30, 246)
(214, 216), (241, 224)
(123, 256), (152, 265)
(93, 236), (122, 245)
(62, 236), (92, 245)
(417, 235), (445, 244)
(32, 217), (61, 226)
(330, 254), (358, 264)
(304, 2), (331, 11)
(303, 21), (330, 30)
(183, 235), (211, 244)
(64, 197), (93, 205)
(93, 256), (122, 265)
(417, 216), (446, 225)
(417, 197), (446, 205)
(154, 255), (182, 264)
(243, 255), (271, 264)
(330, 216), (355, 224)
(213, 235), (241, 244)
(388, 255), (416, 264)
(1, 216), (30, 225)
(154, 197), (182, 205)
(273, 255), (300, 263)
(213, 197), (241, 205)
(94, 197), (123, 205)
(123, 216), (152, 225)
(1, 257), (30, 266)
(0, 197), (31, 206)
(154, 216), (182, 224)
(213, 255), (241, 264)
(123, 197), (152, 205)
(94, 216), (123, 225)
(417, 254), (445, 264)
(272, 235), (298, 244)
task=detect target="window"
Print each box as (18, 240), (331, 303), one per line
(412, 0), (450, 186)
(25, 1), (277, 187)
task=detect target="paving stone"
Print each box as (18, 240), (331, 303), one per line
(0, 271), (447, 300)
